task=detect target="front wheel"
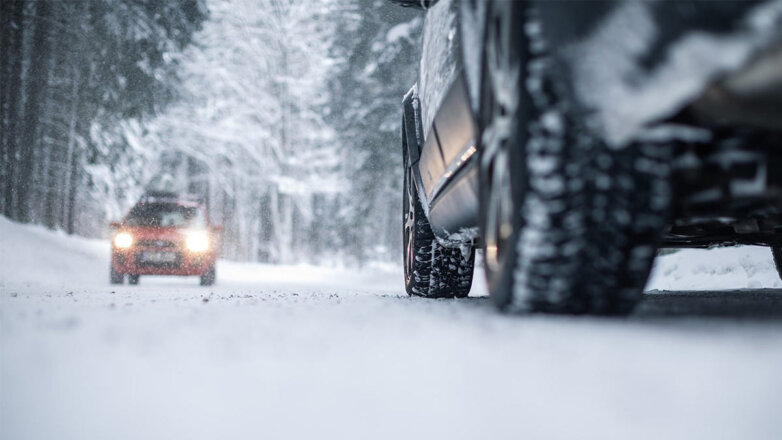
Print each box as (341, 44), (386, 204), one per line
(477, 0), (670, 314)
(200, 265), (216, 286)
(110, 267), (124, 285)
(128, 274), (140, 285)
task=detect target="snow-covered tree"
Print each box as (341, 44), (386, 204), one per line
(144, 0), (343, 263)
(3, 0), (423, 266)
(326, 0), (422, 264)
(0, 0), (207, 234)
(141, 0), (422, 264)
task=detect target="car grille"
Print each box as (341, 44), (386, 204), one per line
(136, 239), (178, 248)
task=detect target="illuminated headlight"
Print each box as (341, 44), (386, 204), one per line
(186, 231), (209, 252)
(114, 232), (133, 249)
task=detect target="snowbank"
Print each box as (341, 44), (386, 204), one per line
(647, 246), (782, 291)
(0, 215), (403, 293)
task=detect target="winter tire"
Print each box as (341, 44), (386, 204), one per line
(403, 130), (474, 298)
(478, 1), (671, 314)
(200, 265), (216, 286)
(128, 274), (140, 285)
(110, 268), (124, 285)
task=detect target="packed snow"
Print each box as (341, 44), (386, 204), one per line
(565, 1), (782, 146)
(2, 216), (782, 440)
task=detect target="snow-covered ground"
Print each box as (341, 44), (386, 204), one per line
(2, 215), (782, 440)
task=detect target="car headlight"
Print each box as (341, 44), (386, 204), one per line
(186, 231), (209, 252)
(114, 232), (133, 249)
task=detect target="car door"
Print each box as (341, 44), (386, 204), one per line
(416, 0), (479, 236)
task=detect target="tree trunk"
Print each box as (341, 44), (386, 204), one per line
(3, 0), (25, 220)
(61, 64), (81, 232)
(18, 0), (52, 223)
(0, 1), (9, 214)
(41, 34), (63, 229)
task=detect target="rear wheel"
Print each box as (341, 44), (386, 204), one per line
(200, 265), (216, 286)
(128, 274), (140, 285)
(403, 145), (474, 298)
(110, 267), (124, 285)
(478, 1), (671, 314)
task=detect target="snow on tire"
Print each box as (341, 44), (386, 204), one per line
(403, 135), (474, 299)
(479, 1), (671, 314)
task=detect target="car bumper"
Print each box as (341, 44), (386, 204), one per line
(111, 248), (216, 276)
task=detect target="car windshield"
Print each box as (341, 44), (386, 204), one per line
(124, 203), (206, 228)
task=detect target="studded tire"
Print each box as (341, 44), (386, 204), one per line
(403, 127), (474, 298)
(478, 1), (671, 314)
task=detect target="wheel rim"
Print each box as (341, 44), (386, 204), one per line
(484, 148), (513, 272)
(403, 165), (416, 283)
(482, 3), (520, 274)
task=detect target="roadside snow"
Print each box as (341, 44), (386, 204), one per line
(0, 216), (402, 293)
(2, 216), (782, 440)
(647, 246), (782, 291)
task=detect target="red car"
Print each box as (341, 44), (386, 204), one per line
(110, 193), (222, 286)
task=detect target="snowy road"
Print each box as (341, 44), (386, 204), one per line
(2, 217), (782, 440)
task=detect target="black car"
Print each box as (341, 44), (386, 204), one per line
(395, 0), (782, 314)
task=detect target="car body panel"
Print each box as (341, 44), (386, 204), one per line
(428, 162), (479, 238)
(412, 0), (480, 239)
(411, 73), (480, 238)
(418, 125), (446, 201)
(418, 0), (460, 143)
(423, 73), (480, 236)
(433, 75), (477, 174)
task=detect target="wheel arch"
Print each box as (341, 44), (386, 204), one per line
(402, 84), (432, 220)
(402, 85), (423, 167)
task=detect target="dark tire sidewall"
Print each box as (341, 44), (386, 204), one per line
(478, 0), (527, 309)
(200, 265), (216, 286)
(110, 267), (124, 285)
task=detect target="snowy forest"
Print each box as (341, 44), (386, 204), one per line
(0, 0), (422, 264)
